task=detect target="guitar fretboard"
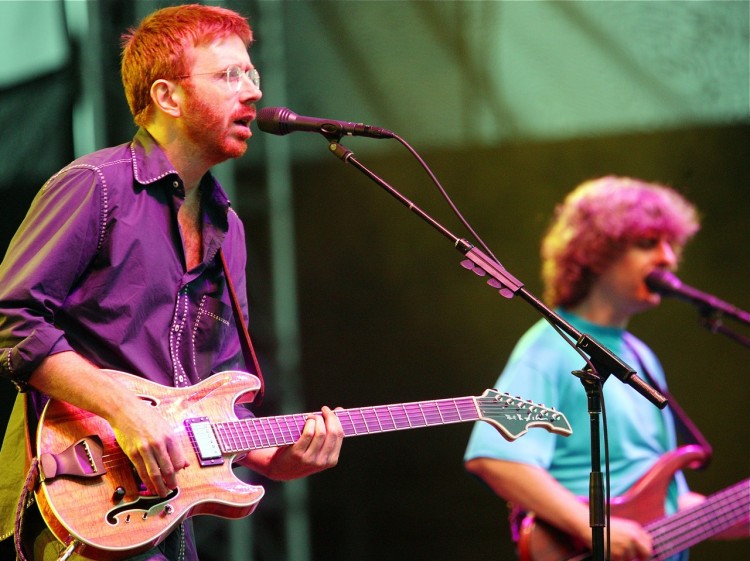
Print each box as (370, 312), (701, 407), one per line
(647, 478), (750, 560)
(214, 397), (482, 453)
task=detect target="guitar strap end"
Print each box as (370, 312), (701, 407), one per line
(14, 457), (39, 561)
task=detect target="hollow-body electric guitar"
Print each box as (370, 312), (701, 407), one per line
(34, 369), (572, 560)
(517, 445), (749, 561)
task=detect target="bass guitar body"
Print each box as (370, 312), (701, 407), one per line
(518, 445), (748, 561)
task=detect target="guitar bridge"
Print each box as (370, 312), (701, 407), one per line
(40, 436), (106, 481)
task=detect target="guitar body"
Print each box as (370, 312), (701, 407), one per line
(31, 369), (572, 560)
(35, 369), (265, 561)
(517, 445), (711, 561)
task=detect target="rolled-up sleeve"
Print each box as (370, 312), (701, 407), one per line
(0, 166), (104, 390)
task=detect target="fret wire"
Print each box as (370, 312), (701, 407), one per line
(360, 407), (379, 433)
(291, 414), (308, 442)
(291, 414), (304, 442)
(365, 409), (378, 432)
(268, 417), (281, 447)
(227, 421), (242, 451)
(391, 404), (411, 428)
(224, 397), (488, 450)
(410, 403), (428, 426)
(277, 416), (292, 446)
(264, 417), (280, 446)
(244, 419), (258, 449)
(342, 410), (358, 435)
(218, 423), (232, 452)
(241, 418), (260, 450)
(369, 407), (385, 432)
(280, 415), (296, 445)
(255, 418), (271, 448)
(376, 406), (396, 431)
(385, 404), (397, 429)
(213, 423), (225, 452)
(435, 400), (447, 424)
(348, 410), (361, 433)
(217, 422), (230, 452)
(331, 398), (482, 435)
(204, 395), (529, 454)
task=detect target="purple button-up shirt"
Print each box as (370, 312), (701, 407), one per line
(0, 127), (251, 412)
(0, 129), (254, 558)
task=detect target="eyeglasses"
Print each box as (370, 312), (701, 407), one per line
(175, 65), (260, 92)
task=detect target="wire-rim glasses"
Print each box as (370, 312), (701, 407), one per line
(175, 65), (260, 92)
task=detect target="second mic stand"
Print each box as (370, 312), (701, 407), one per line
(326, 139), (668, 561)
(699, 309), (750, 349)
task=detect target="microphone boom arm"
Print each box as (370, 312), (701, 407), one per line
(646, 270), (750, 349)
(327, 141), (668, 408)
(699, 310), (750, 349)
(325, 135), (668, 561)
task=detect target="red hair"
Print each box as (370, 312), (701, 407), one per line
(121, 4), (253, 126)
(541, 176), (700, 308)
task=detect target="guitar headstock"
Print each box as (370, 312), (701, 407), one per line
(475, 390), (572, 441)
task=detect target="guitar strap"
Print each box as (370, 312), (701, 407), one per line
(8, 395), (39, 561)
(623, 336), (713, 467)
(219, 248), (266, 404)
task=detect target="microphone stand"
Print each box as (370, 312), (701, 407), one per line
(698, 308), (750, 350)
(325, 139), (668, 561)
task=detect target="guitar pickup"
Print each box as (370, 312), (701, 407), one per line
(40, 436), (106, 481)
(185, 417), (224, 466)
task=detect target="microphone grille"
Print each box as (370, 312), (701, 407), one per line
(645, 269), (681, 293)
(257, 106), (294, 135)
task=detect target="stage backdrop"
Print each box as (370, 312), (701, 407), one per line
(1, 1), (748, 560)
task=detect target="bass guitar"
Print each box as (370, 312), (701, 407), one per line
(34, 369), (572, 560)
(517, 445), (749, 561)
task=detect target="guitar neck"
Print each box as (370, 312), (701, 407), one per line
(647, 478), (750, 559)
(184, 389), (569, 466)
(215, 397), (482, 453)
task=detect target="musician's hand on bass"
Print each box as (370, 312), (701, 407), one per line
(603, 516), (653, 561)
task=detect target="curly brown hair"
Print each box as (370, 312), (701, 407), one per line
(541, 176), (700, 308)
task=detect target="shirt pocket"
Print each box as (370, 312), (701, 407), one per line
(191, 295), (233, 379)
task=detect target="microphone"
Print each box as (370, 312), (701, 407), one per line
(256, 107), (394, 139)
(645, 269), (750, 322)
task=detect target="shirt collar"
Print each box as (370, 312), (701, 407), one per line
(130, 127), (232, 223)
(130, 127), (180, 186)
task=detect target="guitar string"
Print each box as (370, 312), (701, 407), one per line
(646, 480), (750, 558)
(649, 488), (749, 554)
(83, 399), (564, 472)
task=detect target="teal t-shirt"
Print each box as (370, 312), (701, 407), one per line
(465, 310), (688, 513)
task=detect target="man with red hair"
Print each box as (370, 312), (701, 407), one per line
(465, 176), (745, 561)
(0, 5), (343, 560)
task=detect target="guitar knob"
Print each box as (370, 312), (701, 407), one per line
(163, 504), (174, 516)
(113, 487), (126, 502)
